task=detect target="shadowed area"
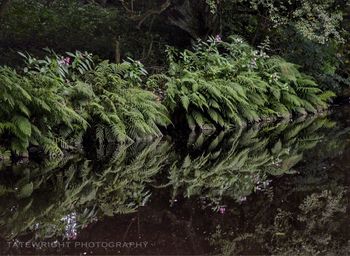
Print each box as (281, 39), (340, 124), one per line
(0, 106), (349, 255)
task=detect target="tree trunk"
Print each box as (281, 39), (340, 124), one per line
(166, 0), (219, 39)
(0, 0), (11, 18)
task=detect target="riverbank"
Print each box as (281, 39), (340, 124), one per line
(0, 37), (337, 161)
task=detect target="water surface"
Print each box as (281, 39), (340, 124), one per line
(0, 107), (349, 255)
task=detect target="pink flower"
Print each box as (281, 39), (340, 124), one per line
(59, 57), (71, 66)
(219, 206), (226, 214)
(64, 57), (71, 65)
(214, 34), (222, 43)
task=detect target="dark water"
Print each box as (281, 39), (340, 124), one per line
(0, 107), (349, 255)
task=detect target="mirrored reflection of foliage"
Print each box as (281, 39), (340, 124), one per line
(163, 116), (336, 209)
(0, 140), (172, 240)
(209, 185), (349, 256)
(208, 121), (350, 255)
(0, 113), (347, 249)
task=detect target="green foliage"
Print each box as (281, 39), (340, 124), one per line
(81, 61), (170, 143)
(0, 0), (118, 60)
(216, 0), (349, 94)
(19, 49), (94, 81)
(0, 146), (11, 162)
(0, 0), (169, 67)
(0, 51), (170, 158)
(0, 66), (87, 157)
(267, 25), (350, 94)
(218, 0), (345, 44)
(1, 0), (347, 94)
(162, 36), (334, 130)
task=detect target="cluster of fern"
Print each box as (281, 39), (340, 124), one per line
(161, 36), (336, 130)
(80, 61), (170, 144)
(0, 36), (338, 158)
(0, 52), (170, 158)
(0, 66), (87, 157)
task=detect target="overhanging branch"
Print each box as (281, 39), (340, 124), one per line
(120, 0), (171, 29)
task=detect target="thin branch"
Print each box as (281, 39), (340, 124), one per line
(136, 0), (170, 29)
(120, 0), (171, 29)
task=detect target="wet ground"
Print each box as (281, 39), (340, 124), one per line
(0, 106), (349, 255)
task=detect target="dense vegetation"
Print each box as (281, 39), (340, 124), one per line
(0, 115), (343, 239)
(162, 36), (334, 129)
(0, 0), (349, 158)
(0, 41), (335, 158)
(0, 51), (169, 157)
(0, 2), (349, 254)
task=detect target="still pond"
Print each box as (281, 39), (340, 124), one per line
(0, 106), (349, 255)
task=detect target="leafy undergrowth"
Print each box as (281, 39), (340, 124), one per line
(0, 36), (337, 160)
(157, 36), (335, 130)
(0, 51), (170, 159)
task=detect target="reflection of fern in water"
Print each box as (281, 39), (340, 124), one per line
(209, 188), (348, 256)
(208, 123), (350, 255)
(0, 115), (341, 240)
(209, 183), (348, 256)
(0, 146), (11, 167)
(0, 140), (171, 240)
(95, 139), (172, 216)
(164, 116), (335, 208)
(0, 155), (80, 239)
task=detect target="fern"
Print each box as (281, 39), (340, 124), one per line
(0, 53), (172, 158)
(81, 61), (171, 143)
(0, 66), (88, 157)
(159, 36), (335, 130)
